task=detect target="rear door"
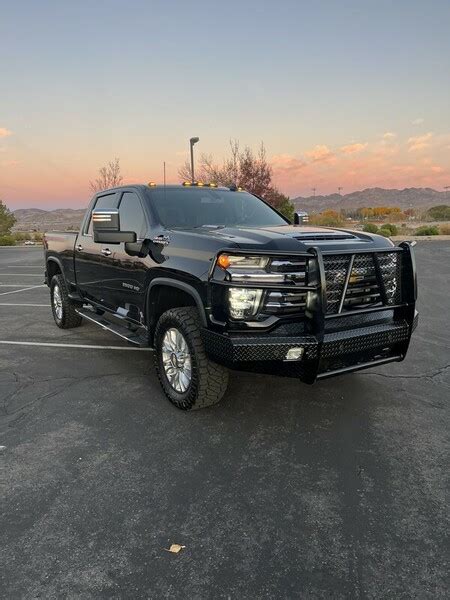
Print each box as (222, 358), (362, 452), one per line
(100, 190), (149, 322)
(75, 192), (119, 303)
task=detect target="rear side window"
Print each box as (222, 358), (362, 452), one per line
(119, 192), (146, 238)
(85, 193), (118, 235)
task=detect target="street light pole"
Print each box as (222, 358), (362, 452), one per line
(190, 137), (199, 183)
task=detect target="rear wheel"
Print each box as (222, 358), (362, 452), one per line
(50, 274), (82, 329)
(154, 307), (229, 410)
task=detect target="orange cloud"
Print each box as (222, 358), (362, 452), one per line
(305, 144), (334, 163)
(0, 127), (13, 138)
(271, 154), (306, 175)
(340, 142), (368, 154)
(407, 132), (433, 152)
(1, 159), (20, 167)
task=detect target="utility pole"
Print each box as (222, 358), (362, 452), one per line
(163, 161), (166, 186)
(311, 187), (316, 197)
(190, 137), (199, 183)
(338, 187), (343, 195)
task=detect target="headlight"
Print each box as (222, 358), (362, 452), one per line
(217, 254), (269, 269)
(228, 287), (263, 319)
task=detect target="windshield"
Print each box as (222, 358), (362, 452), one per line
(149, 188), (287, 229)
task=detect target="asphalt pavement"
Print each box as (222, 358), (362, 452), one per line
(0, 243), (449, 599)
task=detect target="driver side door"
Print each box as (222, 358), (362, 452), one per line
(99, 190), (149, 323)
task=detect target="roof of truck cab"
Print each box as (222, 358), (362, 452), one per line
(97, 184), (232, 194)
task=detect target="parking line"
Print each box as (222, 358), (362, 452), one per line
(0, 273), (42, 276)
(0, 303), (49, 307)
(7, 266), (42, 268)
(0, 285), (46, 296)
(0, 340), (153, 351)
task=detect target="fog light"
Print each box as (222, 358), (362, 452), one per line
(285, 347), (304, 361)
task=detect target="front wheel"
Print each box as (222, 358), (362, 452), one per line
(50, 274), (83, 329)
(154, 307), (229, 410)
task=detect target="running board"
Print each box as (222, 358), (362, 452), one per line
(76, 308), (149, 347)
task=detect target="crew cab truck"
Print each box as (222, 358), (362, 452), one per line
(44, 183), (418, 410)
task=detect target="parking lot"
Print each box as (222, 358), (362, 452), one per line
(1, 242), (449, 599)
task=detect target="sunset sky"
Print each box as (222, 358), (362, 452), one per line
(1, 0), (450, 209)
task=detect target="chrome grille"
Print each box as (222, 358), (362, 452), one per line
(261, 257), (308, 316)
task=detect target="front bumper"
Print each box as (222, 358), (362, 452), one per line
(202, 312), (418, 382)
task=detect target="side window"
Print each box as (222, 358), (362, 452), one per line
(85, 193), (118, 235)
(119, 192), (146, 238)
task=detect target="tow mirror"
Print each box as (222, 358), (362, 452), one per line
(294, 211), (309, 225)
(92, 208), (137, 243)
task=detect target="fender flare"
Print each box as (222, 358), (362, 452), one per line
(146, 277), (208, 327)
(46, 256), (65, 284)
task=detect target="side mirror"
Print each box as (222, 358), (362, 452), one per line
(92, 208), (137, 243)
(294, 211), (309, 225)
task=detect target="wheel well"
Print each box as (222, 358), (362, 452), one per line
(147, 285), (199, 343)
(47, 260), (62, 281)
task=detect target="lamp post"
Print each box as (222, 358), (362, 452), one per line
(190, 137), (199, 183)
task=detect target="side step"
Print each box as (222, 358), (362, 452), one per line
(76, 308), (149, 347)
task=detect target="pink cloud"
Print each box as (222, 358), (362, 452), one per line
(1, 159), (20, 167)
(407, 132), (433, 152)
(305, 144), (335, 163)
(340, 142), (368, 154)
(0, 127), (13, 138)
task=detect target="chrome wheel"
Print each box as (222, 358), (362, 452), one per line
(53, 284), (63, 320)
(161, 327), (192, 393)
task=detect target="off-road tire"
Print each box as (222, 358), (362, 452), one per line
(50, 274), (83, 329)
(154, 307), (229, 410)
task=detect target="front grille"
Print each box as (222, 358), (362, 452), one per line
(323, 251), (402, 314)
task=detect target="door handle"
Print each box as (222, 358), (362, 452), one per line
(101, 248), (112, 256)
(76, 244), (83, 252)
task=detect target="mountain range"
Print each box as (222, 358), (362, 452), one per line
(293, 187), (449, 212)
(11, 187), (449, 230)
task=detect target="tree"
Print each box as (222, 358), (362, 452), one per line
(90, 158), (123, 193)
(178, 140), (295, 221)
(0, 200), (16, 235)
(427, 205), (450, 221)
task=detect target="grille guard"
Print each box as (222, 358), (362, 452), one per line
(207, 242), (418, 382)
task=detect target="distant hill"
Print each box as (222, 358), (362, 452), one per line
(13, 208), (86, 231)
(293, 187), (449, 212)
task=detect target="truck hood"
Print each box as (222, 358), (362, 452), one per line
(172, 224), (393, 253)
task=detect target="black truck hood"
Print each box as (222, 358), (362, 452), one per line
(173, 224), (393, 253)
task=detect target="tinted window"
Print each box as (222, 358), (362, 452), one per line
(150, 188), (287, 229)
(86, 193), (118, 234)
(119, 192), (146, 237)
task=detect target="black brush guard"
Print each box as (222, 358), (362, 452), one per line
(202, 242), (418, 382)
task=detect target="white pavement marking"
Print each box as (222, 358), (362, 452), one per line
(0, 273), (42, 276)
(0, 284), (45, 287)
(0, 303), (49, 307)
(0, 285), (46, 296)
(0, 340), (153, 351)
(7, 265), (42, 268)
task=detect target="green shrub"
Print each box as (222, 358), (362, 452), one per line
(362, 222), (378, 233)
(378, 228), (392, 238)
(427, 205), (450, 220)
(415, 225), (439, 236)
(381, 223), (398, 235)
(0, 235), (16, 246)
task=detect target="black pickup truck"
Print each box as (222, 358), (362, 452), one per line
(44, 183), (418, 410)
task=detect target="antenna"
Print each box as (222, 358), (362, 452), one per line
(163, 161), (166, 186)
(338, 186), (343, 195)
(311, 187), (316, 197)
